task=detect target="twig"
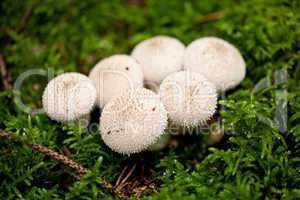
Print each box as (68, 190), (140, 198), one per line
(127, 0), (145, 6)
(15, 5), (34, 33)
(0, 4), (35, 45)
(115, 165), (128, 187)
(0, 130), (87, 175)
(0, 5), (35, 91)
(0, 129), (116, 195)
(0, 54), (12, 90)
(197, 11), (225, 23)
(116, 163), (137, 192)
(120, 164), (136, 185)
(28, 143), (88, 176)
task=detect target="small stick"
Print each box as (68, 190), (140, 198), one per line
(15, 5), (34, 33)
(115, 165), (129, 187)
(0, 54), (12, 90)
(120, 163), (137, 185)
(28, 143), (88, 176)
(197, 11), (225, 23)
(127, 0), (145, 6)
(0, 129), (116, 195)
(116, 163), (137, 191)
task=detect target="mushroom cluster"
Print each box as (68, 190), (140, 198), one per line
(42, 35), (246, 155)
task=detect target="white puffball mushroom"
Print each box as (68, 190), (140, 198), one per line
(131, 35), (185, 84)
(159, 71), (217, 127)
(42, 72), (97, 122)
(100, 88), (168, 154)
(183, 37), (246, 91)
(89, 54), (143, 107)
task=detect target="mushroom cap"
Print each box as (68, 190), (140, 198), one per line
(89, 54), (143, 107)
(100, 88), (168, 154)
(159, 71), (217, 127)
(183, 37), (246, 91)
(42, 72), (97, 122)
(131, 35), (185, 84)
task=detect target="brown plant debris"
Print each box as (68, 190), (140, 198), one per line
(197, 11), (225, 23)
(15, 5), (34, 33)
(114, 160), (158, 198)
(0, 54), (12, 90)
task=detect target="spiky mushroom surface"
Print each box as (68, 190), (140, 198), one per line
(159, 71), (217, 127)
(89, 54), (143, 107)
(131, 35), (185, 84)
(42, 72), (96, 122)
(183, 37), (246, 91)
(100, 88), (168, 155)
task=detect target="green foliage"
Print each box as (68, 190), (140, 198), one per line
(1, 0), (300, 199)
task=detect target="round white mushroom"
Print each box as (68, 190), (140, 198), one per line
(131, 35), (185, 84)
(42, 72), (97, 122)
(100, 88), (168, 154)
(89, 54), (143, 107)
(159, 71), (217, 127)
(183, 37), (246, 91)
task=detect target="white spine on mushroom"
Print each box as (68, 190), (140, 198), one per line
(42, 72), (97, 122)
(159, 71), (217, 127)
(183, 37), (246, 91)
(89, 54), (143, 107)
(100, 88), (168, 154)
(131, 35), (185, 84)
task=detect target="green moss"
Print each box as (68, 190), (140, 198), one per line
(0, 0), (300, 199)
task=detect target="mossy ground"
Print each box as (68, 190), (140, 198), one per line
(1, 0), (300, 199)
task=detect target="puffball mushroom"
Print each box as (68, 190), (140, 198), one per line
(131, 35), (185, 84)
(42, 72), (97, 122)
(100, 88), (168, 154)
(159, 71), (217, 127)
(183, 37), (246, 91)
(89, 54), (143, 107)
